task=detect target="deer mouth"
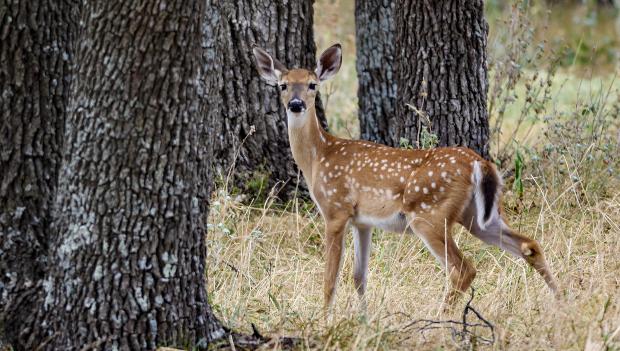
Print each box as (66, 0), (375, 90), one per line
(287, 108), (306, 115)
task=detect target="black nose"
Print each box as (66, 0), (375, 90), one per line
(288, 99), (306, 113)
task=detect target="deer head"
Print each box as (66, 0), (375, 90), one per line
(252, 44), (342, 129)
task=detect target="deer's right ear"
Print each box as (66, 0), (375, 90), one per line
(252, 46), (288, 85)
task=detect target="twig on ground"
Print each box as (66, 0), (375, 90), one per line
(391, 288), (495, 350)
(209, 324), (302, 351)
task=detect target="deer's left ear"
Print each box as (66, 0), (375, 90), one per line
(315, 44), (342, 82)
(252, 46), (288, 85)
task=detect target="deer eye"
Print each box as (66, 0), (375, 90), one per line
(279, 83), (288, 91)
(308, 83), (317, 90)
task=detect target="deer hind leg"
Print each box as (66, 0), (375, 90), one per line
(460, 203), (558, 294)
(410, 218), (477, 304)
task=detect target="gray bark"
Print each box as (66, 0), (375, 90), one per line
(0, 1), (77, 348)
(31, 1), (222, 349)
(206, 0), (326, 201)
(355, 0), (397, 146)
(394, 0), (490, 158)
(1, 0), (297, 349)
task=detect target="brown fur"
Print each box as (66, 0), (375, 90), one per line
(253, 45), (558, 312)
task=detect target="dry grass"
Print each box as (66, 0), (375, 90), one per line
(207, 183), (620, 350)
(206, 1), (620, 349)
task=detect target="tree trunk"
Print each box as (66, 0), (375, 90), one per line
(394, 0), (490, 158)
(1, 0), (308, 349)
(27, 1), (222, 349)
(0, 1), (77, 347)
(355, 0), (397, 146)
(206, 0), (326, 201)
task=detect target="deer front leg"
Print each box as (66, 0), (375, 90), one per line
(352, 225), (371, 301)
(323, 216), (348, 313)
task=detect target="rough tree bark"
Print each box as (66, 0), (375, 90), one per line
(206, 0), (326, 201)
(0, 1), (77, 347)
(0, 0), (229, 349)
(355, 0), (397, 146)
(394, 0), (490, 158)
(35, 0), (225, 349)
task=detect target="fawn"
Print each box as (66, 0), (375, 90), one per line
(252, 43), (558, 311)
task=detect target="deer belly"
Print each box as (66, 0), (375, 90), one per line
(353, 212), (412, 234)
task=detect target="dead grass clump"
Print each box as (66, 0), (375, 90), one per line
(206, 178), (620, 349)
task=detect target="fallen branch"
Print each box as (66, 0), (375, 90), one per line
(203, 288), (494, 350)
(392, 288), (495, 350)
(208, 323), (302, 350)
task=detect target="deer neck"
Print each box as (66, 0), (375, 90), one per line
(287, 106), (329, 185)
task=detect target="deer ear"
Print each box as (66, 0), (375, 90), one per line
(315, 44), (342, 82)
(272, 56), (288, 76)
(252, 46), (288, 85)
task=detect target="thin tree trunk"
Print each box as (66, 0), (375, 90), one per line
(35, 1), (223, 349)
(395, 0), (490, 158)
(355, 0), (397, 146)
(0, 1), (77, 348)
(207, 0), (326, 201)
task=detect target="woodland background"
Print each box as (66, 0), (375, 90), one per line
(209, 1), (620, 350)
(0, 0), (619, 350)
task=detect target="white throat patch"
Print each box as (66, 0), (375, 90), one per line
(286, 109), (308, 129)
